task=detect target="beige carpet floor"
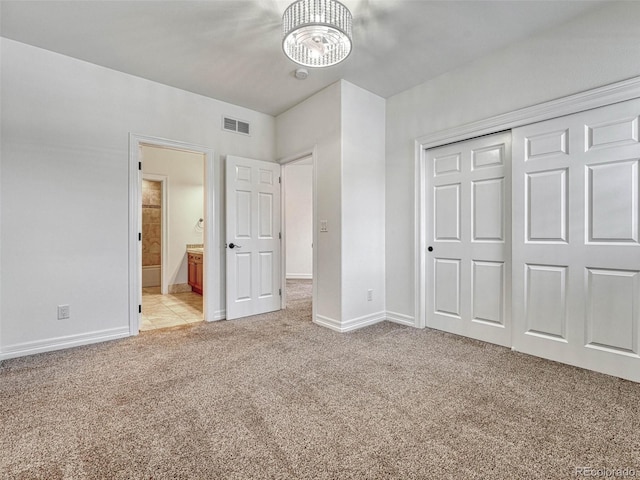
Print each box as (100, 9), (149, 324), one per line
(1, 280), (639, 479)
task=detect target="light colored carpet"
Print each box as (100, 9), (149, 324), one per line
(286, 278), (312, 302)
(1, 280), (639, 479)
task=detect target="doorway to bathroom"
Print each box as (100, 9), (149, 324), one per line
(129, 134), (218, 334)
(139, 144), (205, 331)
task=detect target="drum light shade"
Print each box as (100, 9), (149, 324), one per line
(282, 0), (353, 68)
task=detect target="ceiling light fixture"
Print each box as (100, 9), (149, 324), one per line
(282, 0), (353, 68)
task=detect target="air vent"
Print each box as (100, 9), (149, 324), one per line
(237, 121), (250, 135)
(223, 117), (237, 131)
(222, 116), (250, 136)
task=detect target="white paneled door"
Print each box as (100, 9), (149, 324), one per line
(226, 156), (281, 320)
(512, 99), (640, 382)
(425, 132), (512, 347)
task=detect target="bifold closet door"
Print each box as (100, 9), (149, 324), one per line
(425, 132), (512, 347)
(512, 99), (640, 382)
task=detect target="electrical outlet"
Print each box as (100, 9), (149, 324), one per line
(57, 304), (70, 320)
(367, 289), (373, 301)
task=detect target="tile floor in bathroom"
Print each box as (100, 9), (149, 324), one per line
(140, 287), (203, 331)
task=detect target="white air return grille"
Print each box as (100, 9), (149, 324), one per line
(223, 116), (250, 136)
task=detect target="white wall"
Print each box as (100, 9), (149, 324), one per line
(0, 38), (275, 357)
(284, 162), (312, 279)
(385, 2), (640, 322)
(341, 81), (386, 325)
(276, 82), (342, 322)
(142, 145), (204, 287)
(276, 80), (385, 330)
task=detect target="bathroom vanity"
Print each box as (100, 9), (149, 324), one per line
(187, 247), (203, 295)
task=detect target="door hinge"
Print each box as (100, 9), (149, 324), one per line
(139, 304), (142, 314)
(279, 288), (282, 296)
(138, 232), (142, 241)
(279, 232), (281, 240)
(279, 176), (281, 184)
(138, 161), (142, 171)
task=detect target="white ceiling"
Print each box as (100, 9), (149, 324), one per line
(0, 0), (606, 116)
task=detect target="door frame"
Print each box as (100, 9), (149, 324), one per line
(129, 134), (217, 334)
(141, 173), (168, 294)
(415, 75), (640, 329)
(279, 147), (317, 321)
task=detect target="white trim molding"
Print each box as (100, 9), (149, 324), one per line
(286, 274), (313, 280)
(341, 312), (386, 332)
(315, 312), (386, 333)
(0, 327), (130, 361)
(386, 311), (416, 327)
(414, 75), (640, 330)
(314, 314), (342, 331)
(416, 75), (640, 150)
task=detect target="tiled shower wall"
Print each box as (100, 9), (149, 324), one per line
(142, 180), (161, 267)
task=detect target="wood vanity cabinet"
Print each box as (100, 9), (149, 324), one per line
(187, 253), (203, 295)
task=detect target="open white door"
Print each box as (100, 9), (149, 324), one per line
(226, 156), (281, 320)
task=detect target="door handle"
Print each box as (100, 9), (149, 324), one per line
(228, 243), (242, 249)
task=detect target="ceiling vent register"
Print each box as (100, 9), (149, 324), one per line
(223, 116), (250, 136)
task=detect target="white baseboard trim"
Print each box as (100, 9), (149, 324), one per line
(286, 274), (312, 280)
(342, 311), (386, 332)
(314, 311), (386, 333)
(386, 311), (416, 327)
(0, 327), (131, 361)
(314, 314), (342, 331)
(210, 309), (226, 321)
